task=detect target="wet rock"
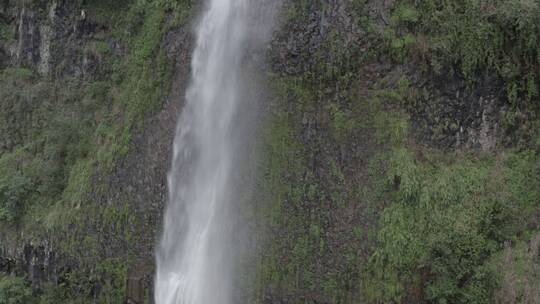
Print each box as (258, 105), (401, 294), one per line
(15, 6), (41, 68)
(271, 0), (366, 76)
(407, 72), (504, 151)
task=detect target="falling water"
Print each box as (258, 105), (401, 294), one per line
(155, 0), (276, 303)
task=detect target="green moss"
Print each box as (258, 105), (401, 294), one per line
(328, 103), (355, 142)
(0, 20), (15, 44)
(0, 174), (33, 222)
(1, 68), (34, 80)
(391, 4), (418, 24)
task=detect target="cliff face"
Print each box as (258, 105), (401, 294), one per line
(0, 1), (193, 302)
(258, 0), (540, 303)
(1, 0), (539, 303)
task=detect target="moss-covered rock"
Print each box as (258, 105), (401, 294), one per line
(0, 0), (194, 302)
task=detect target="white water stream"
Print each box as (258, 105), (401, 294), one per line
(155, 0), (275, 303)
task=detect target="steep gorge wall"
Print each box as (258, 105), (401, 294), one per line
(0, 0), (539, 303)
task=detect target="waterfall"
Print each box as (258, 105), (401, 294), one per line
(155, 0), (276, 303)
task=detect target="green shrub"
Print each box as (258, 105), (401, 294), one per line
(0, 276), (32, 304)
(0, 175), (33, 222)
(365, 150), (540, 303)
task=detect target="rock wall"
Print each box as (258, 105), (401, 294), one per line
(257, 0), (539, 303)
(0, 1), (194, 302)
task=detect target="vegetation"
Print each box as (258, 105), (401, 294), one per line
(387, 0), (540, 143)
(366, 150), (540, 303)
(362, 2), (540, 301)
(0, 276), (32, 304)
(389, 0), (540, 84)
(256, 2), (380, 301)
(257, 0), (540, 303)
(0, 0), (193, 302)
(1, 0), (539, 303)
